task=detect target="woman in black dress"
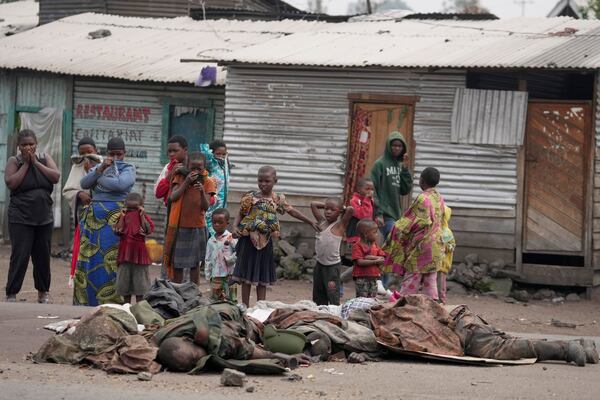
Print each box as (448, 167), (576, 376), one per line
(4, 129), (60, 303)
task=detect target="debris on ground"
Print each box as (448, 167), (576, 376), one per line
(510, 290), (531, 303)
(283, 373), (303, 381)
(221, 368), (246, 387)
(552, 297), (565, 304)
(137, 372), (152, 381)
(533, 289), (556, 301)
(550, 319), (577, 329)
(246, 386), (255, 393)
(566, 293), (581, 302)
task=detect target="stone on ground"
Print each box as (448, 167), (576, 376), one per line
(533, 288), (556, 300)
(296, 242), (315, 259)
(464, 253), (479, 266)
(487, 278), (513, 297)
(445, 280), (468, 295)
(566, 293), (581, 302)
(137, 372), (152, 381)
(278, 240), (297, 256)
(510, 289), (531, 303)
(221, 368), (246, 387)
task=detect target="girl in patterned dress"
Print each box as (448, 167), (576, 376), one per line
(383, 167), (445, 301)
(232, 165), (318, 307)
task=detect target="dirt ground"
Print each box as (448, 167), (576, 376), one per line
(2, 244), (599, 337)
(1, 245), (600, 400)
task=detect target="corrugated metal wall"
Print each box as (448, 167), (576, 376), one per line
(104, 0), (190, 18)
(39, 0), (191, 24)
(0, 73), (70, 236)
(0, 72), (13, 224)
(39, 0), (106, 25)
(72, 78), (225, 236)
(16, 74), (69, 111)
(451, 88), (528, 146)
(224, 67), (466, 197)
(414, 141), (517, 210)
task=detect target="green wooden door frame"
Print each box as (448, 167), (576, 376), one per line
(160, 98), (215, 164)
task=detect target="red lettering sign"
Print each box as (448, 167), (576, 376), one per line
(74, 103), (151, 123)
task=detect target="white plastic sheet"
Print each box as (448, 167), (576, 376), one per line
(19, 107), (63, 228)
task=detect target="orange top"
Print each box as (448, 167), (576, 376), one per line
(168, 172), (217, 228)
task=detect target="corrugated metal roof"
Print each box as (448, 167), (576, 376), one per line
(0, 0), (38, 36)
(210, 17), (600, 69)
(451, 88), (528, 146)
(0, 13), (325, 84)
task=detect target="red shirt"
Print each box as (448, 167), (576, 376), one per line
(347, 193), (375, 244)
(350, 193), (374, 220)
(155, 160), (177, 205)
(352, 241), (386, 278)
(117, 210), (155, 265)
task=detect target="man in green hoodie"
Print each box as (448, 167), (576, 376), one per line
(370, 131), (413, 240)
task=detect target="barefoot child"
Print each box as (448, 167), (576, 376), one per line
(352, 219), (386, 298)
(232, 165), (318, 307)
(310, 198), (353, 305)
(383, 167), (445, 300)
(346, 178), (375, 244)
(114, 192), (154, 304)
(205, 208), (238, 301)
(164, 152), (217, 284)
(438, 205), (455, 304)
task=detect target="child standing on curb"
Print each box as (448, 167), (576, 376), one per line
(310, 198), (353, 306)
(205, 208), (238, 301)
(352, 219), (386, 298)
(164, 152), (216, 284)
(232, 165), (318, 307)
(114, 192), (154, 304)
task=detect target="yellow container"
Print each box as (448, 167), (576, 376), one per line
(145, 239), (164, 264)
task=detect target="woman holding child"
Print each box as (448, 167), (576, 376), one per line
(74, 137), (136, 306)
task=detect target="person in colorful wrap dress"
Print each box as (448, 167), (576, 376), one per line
(200, 139), (230, 237)
(75, 137), (136, 306)
(383, 167), (445, 301)
(232, 165), (318, 307)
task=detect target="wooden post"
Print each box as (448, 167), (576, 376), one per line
(515, 77), (527, 277)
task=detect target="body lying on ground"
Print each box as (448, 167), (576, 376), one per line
(33, 294), (598, 374)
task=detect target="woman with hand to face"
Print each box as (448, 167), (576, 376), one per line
(4, 129), (60, 303)
(75, 137), (136, 306)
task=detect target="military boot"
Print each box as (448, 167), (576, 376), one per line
(532, 340), (586, 367)
(578, 339), (599, 364)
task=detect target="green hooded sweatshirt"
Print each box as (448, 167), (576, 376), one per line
(370, 131), (413, 220)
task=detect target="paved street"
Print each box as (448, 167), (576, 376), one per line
(1, 302), (599, 400)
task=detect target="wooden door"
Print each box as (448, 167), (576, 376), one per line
(356, 103), (414, 174)
(523, 102), (590, 253)
(344, 100), (415, 209)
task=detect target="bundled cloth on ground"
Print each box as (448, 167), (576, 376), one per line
(144, 279), (208, 319)
(370, 295), (463, 356)
(34, 307), (160, 374)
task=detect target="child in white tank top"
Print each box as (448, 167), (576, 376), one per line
(310, 198), (353, 305)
